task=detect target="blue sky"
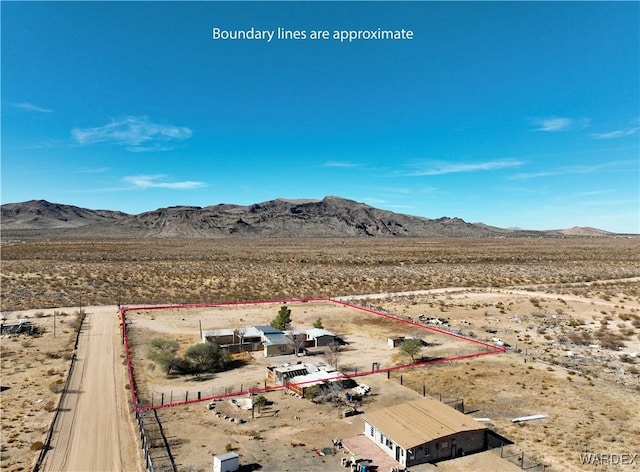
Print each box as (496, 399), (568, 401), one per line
(2, 1), (639, 233)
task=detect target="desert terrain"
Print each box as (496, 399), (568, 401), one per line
(0, 305), (142, 472)
(1, 237), (639, 471)
(1, 238), (638, 312)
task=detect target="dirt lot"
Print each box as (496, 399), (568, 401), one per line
(125, 301), (491, 406)
(366, 286), (640, 471)
(125, 284), (640, 472)
(1, 237), (639, 471)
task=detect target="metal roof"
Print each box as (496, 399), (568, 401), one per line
(262, 333), (291, 346)
(254, 325), (282, 334)
(202, 329), (235, 337)
(305, 328), (335, 339)
(364, 397), (487, 450)
(204, 326), (335, 347)
(242, 326), (265, 338)
(289, 369), (343, 388)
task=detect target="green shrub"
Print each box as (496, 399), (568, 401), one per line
(30, 441), (45, 451)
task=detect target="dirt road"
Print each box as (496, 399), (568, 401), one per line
(41, 307), (141, 472)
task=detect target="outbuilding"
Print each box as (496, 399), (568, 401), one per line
(212, 452), (239, 472)
(305, 328), (336, 347)
(363, 397), (488, 467)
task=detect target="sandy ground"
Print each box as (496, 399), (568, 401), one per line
(124, 284), (640, 472)
(155, 371), (520, 472)
(3, 278), (639, 472)
(40, 306), (142, 472)
(124, 301), (488, 406)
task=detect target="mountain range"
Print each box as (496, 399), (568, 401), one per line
(0, 197), (617, 239)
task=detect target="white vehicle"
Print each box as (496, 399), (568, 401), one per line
(353, 384), (371, 395)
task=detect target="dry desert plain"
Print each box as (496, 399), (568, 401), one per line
(1, 237), (639, 471)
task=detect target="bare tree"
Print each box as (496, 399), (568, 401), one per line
(325, 341), (341, 369)
(287, 329), (307, 356)
(235, 327), (246, 351)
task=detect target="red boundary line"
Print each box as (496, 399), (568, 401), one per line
(120, 298), (505, 412)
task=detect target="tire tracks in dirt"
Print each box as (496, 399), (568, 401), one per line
(41, 308), (141, 472)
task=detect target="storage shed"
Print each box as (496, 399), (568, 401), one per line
(305, 328), (336, 347)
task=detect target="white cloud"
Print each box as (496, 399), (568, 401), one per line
(123, 175), (205, 189)
(405, 159), (524, 176)
(591, 128), (638, 139)
(532, 117), (573, 132)
(512, 159), (636, 180)
(72, 116), (192, 151)
(15, 102), (53, 113)
(321, 161), (359, 168)
(510, 170), (559, 179)
(575, 189), (615, 197)
(531, 116), (592, 132)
